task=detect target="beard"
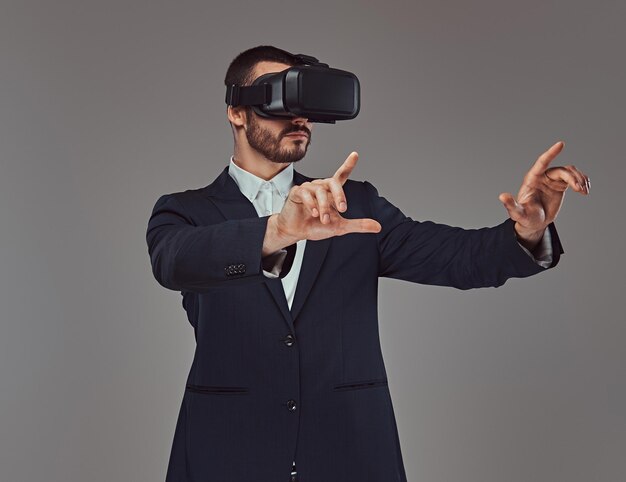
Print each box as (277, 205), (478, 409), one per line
(244, 109), (311, 164)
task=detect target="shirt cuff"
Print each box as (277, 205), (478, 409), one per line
(516, 225), (553, 268)
(262, 248), (289, 278)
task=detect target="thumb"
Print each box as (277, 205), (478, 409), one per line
(498, 192), (524, 222)
(342, 217), (382, 235)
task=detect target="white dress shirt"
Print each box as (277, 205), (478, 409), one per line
(228, 154), (553, 288)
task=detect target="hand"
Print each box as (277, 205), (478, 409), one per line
(498, 141), (590, 246)
(275, 151), (382, 242)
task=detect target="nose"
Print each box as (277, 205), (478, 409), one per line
(291, 118), (311, 136)
(292, 116), (308, 125)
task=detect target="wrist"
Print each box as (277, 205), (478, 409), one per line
(514, 222), (545, 252)
(262, 214), (299, 257)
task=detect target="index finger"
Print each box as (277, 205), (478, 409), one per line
(529, 141), (564, 176)
(333, 151), (359, 185)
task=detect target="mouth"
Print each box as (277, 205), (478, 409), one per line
(285, 132), (309, 139)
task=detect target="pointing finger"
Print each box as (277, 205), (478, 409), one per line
(333, 151), (359, 185)
(529, 141), (564, 176)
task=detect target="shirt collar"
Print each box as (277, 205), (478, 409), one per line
(228, 155), (294, 202)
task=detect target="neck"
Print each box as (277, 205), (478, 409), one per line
(233, 144), (290, 181)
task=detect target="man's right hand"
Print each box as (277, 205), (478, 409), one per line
(262, 152), (382, 257)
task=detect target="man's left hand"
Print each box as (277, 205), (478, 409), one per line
(498, 140), (590, 250)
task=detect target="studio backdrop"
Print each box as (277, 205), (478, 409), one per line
(0, 1), (623, 481)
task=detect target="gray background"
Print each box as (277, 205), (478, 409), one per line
(1, 0), (623, 481)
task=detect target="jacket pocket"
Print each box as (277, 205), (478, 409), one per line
(333, 378), (388, 391)
(185, 384), (250, 395)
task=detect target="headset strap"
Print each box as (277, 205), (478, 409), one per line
(292, 53), (329, 68)
(225, 83), (271, 107)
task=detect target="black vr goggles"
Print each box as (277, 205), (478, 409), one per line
(225, 52), (360, 124)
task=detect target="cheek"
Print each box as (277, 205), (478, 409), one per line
(257, 123), (283, 142)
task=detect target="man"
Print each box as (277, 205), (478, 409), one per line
(146, 46), (589, 482)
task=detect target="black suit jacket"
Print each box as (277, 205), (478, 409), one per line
(146, 165), (564, 482)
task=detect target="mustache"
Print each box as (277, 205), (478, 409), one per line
(283, 128), (310, 137)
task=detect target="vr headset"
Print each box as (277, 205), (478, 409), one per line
(225, 52), (360, 124)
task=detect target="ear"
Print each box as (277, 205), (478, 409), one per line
(227, 105), (247, 128)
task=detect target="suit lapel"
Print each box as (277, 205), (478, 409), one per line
(202, 165), (332, 331)
(289, 232), (330, 322)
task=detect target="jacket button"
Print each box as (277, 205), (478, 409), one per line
(283, 334), (295, 347)
(287, 399), (297, 411)
(224, 263), (246, 276)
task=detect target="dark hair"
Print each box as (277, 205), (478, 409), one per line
(224, 45), (304, 90)
(224, 45), (305, 120)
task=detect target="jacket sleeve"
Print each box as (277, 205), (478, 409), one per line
(362, 180), (564, 290)
(146, 193), (275, 292)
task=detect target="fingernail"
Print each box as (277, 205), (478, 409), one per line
(323, 214), (330, 222)
(340, 202), (347, 211)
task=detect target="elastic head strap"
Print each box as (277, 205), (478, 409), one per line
(225, 83), (271, 107)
